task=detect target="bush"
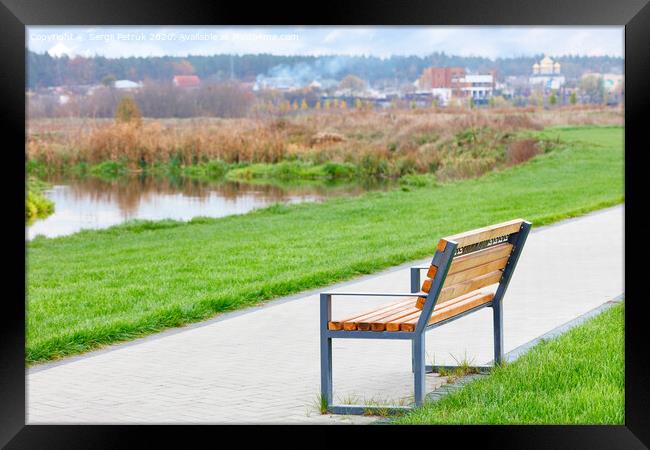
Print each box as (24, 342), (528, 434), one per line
(395, 157), (418, 176)
(322, 162), (357, 179)
(89, 161), (128, 178)
(359, 153), (389, 178)
(182, 160), (230, 179)
(26, 180), (54, 223)
(506, 139), (541, 166)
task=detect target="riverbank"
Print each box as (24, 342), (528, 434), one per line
(26, 177), (55, 223)
(26, 125), (623, 364)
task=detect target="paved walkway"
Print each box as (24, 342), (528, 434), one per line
(27, 206), (624, 424)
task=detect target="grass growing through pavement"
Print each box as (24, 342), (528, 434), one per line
(26, 126), (623, 364)
(394, 302), (624, 424)
(435, 354), (482, 384)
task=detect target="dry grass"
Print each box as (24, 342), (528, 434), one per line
(27, 106), (622, 179)
(506, 139), (542, 166)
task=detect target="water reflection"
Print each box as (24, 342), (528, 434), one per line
(27, 174), (392, 239)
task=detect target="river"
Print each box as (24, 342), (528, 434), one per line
(27, 175), (392, 239)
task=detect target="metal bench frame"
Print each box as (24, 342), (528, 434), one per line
(319, 221), (531, 415)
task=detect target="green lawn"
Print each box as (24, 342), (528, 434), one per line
(394, 302), (625, 424)
(26, 126), (624, 364)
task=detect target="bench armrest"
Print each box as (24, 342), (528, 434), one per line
(320, 291), (426, 325)
(321, 292), (426, 297)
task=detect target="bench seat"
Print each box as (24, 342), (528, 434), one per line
(328, 290), (494, 332)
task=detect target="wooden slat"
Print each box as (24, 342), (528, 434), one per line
(421, 276), (434, 293)
(443, 219), (524, 248)
(439, 270), (502, 303)
(327, 298), (415, 331)
(426, 243), (513, 278)
(328, 298), (413, 330)
(357, 303), (417, 331)
(444, 256), (509, 286)
(369, 306), (421, 331)
(385, 290), (483, 331)
(429, 292), (494, 325)
(448, 243), (513, 275)
(342, 299), (414, 331)
(422, 252), (509, 293)
(433, 289), (489, 310)
(401, 292), (494, 331)
(386, 310), (421, 331)
(417, 270), (502, 309)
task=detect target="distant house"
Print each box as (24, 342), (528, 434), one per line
(173, 75), (201, 88)
(416, 66), (495, 104)
(114, 80), (143, 90)
(417, 67), (466, 97)
(458, 73), (496, 102)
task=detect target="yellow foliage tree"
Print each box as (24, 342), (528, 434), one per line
(115, 96), (142, 126)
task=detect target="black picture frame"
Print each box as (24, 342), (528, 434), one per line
(2, 0), (648, 447)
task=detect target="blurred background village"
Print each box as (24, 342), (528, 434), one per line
(27, 51), (623, 118)
(25, 27), (623, 239)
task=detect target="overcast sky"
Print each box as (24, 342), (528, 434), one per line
(27, 26), (624, 59)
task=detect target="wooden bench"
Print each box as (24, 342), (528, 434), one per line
(320, 219), (531, 414)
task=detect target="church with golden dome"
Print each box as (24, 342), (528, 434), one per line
(529, 54), (565, 90)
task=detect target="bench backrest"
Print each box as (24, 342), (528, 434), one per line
(414, 219), (531, 331)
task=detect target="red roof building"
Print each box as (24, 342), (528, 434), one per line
(173, 75), (201, 88)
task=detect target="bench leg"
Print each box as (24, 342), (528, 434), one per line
(413, 333), (426, 406)
(493, 302), (504, 366)
(320, 334), (333, 409)
(320, 294), (333, 410)
(410, 267), (421, 295)
(410, 267), (421, 375)
(411, 339), (415, 373)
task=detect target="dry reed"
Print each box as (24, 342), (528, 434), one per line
(27, 107), (622, 176)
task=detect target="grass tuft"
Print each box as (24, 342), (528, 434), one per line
(314, 394), (329, 415)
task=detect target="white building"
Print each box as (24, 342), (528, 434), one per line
(529, 55), (565, 90)
(114, 80), (143, 90)
(459, 74), (495, 101)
